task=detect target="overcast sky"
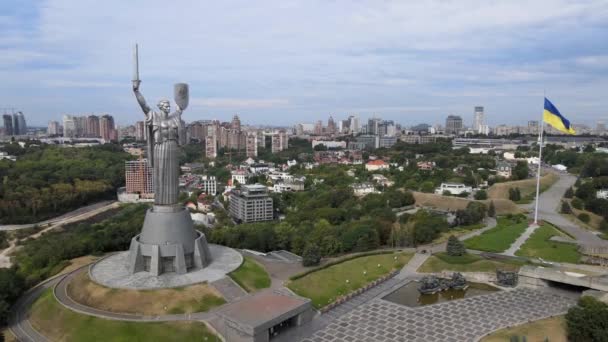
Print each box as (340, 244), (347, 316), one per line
(1, 0), (608, 127)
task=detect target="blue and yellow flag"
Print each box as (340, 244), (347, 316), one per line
(543, 98), (575, 135)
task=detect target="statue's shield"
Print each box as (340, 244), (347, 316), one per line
(174, 83), (189, 110)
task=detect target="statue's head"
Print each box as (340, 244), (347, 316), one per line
(157, 99), (170, 115)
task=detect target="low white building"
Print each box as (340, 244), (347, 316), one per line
(372, 174), (394, 187)
(597, 189), (608, 200)
(231, 170), (250, 185)
(435, 183), (473, 195)
(312, 140), (347, 149)
(351, 182), (378, 196)
(552, 164), (567, 172)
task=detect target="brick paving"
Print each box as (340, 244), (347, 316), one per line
(300, 287), (575, 342)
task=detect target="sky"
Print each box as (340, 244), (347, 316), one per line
(1, 0), (608, 128)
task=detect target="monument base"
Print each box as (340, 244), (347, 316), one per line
(128, 205), (212, 275)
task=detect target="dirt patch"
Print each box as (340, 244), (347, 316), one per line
(67, 270), (226, 315)
(2, 329), (18, 342)
(488, 173), (558, 200)
(56, 255), (99, 276)
(413, 192), (522, 215)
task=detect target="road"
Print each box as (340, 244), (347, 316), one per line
(0, 200), (118, 231)
(527, 173), (607, 246)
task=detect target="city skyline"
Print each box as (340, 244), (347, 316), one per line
(1, 1), (608, 127)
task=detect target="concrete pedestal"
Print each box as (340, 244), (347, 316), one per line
(128, 205), (212, 275)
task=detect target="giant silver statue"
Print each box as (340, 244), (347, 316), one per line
(128, 44), (211, 276)
(132, 80), (186, 205)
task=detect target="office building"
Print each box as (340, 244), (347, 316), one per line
(368, 117), (381, 135)
(473, 106), (484, 133)
(229, 184), (274, 223)
(125, 159), (153, 196)
(2, 115), (13, 136)
(445, 115), (463, 135)
(12, 112), (26, 135)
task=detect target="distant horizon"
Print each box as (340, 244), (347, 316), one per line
(1, 1), (608, 127)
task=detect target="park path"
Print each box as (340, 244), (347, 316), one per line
(211, 277), (248, 302)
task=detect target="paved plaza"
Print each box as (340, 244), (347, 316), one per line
(301, 287), (576, 342)
(90, 244), (242, 289)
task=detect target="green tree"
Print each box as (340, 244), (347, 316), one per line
(566, 296), (608, 342)
(509, 188), (521, 201)
(575, 182), (596, 201)
(446, 235), (466, 256)
(512, 161), (529, 180)
(564, 187), (574, 199)
(571, 197), (584, 210)
(420, 181), (435, 193)
(578, 213), (590, 223)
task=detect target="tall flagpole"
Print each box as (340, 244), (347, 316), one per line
(533, 94), (546, 225)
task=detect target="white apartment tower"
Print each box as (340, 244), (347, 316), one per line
(473, 106), (485, 133)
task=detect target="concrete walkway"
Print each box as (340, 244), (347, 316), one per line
(211, 276), (248, 302)
(504, 223), (538, 256)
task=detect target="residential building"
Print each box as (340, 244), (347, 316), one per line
(435, 183), (472, 195)
(356, 135), (379, 149)
(135, 121), (146, 141)
(125, 159), (154, 197)
(271, 131), (288, 153)
(445, 115), (463, 135)
(231, 169), (249, 185)
(198, 175), (218, 195)
(246, 132), (258, 157)
(311, 140), (346, 149)
(351, 182), (378, 197)
(378, 136), (397, 148)
(368, 117), (381, 135)
(47, 121), (60, 136)
(416, 161), (435, 171)
(231, 115), (241, 131)
(229, 184), (274, 223)
(205, 135), (217, 159)
(314, 120), (323, 135)
(63, 115), (76, 138)
(365, 159), (389, 171)
(597, 189), (608, 200)
(86, 115), (100, 137)
(99, 114), (116, 141)
(372, 174), (394, 187)
(327, 116), (336, 134)
(528, 121), (539, 135)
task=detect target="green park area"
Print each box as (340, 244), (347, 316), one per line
(515, 224), (581, 263)
(418, 252), (525, 273)
(29, 289), (220, 342)
(482, 316), (567, 342)
(288, 252), (413, 309)
(463, 216), (528, 252)
(228, 257), (271, 292)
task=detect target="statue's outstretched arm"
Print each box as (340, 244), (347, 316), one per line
(132, 80), (150, 114)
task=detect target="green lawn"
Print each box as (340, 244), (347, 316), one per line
(433, 222), (486, 244)
(515, 224), (581, 263)
(228, 256), (271, 292)
(29, 289), (219, 342)
(464, 216), (528, 252)
(418, 252), (525, 273)
(288, 252), (413, 309)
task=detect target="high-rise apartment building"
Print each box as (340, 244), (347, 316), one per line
(2, 115), (13, 136)
(314, 120), (323, 135)
(135, 121), (146, 141)
(99, 114), (116, 141)
(205, 135), (217, 159)
(47, 121), (60, 136)
(231, 115), (241, 132)
(473, 106), (484, 133)
(327, 116), (336, 134)
(445, 115), (463, 135)
(63, 115), (76, 138)
(86, 115), (100, 137)
(246, 132), (258, 157)
(125, 159), (153, 196)
(229, 184), (274, 223)
(198, 175), (218, 195)
(271, 131), (288, 153)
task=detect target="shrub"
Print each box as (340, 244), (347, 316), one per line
(474, 190), (488, 200)
(446, 235), (466, 256)
(578, 213), (590, 223)
(571, 198), (584, 210)
(302, 244), (321, 267)
(564, 187), (574, 199)
(600, 219), (608, 232)
(488, 201), (496, 217)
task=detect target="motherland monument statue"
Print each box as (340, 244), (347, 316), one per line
(127, 44), (212, 275)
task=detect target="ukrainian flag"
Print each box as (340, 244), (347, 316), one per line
(543, 98), (575, 135)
